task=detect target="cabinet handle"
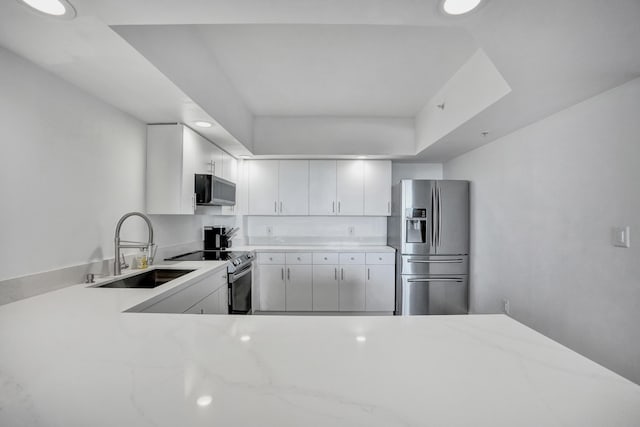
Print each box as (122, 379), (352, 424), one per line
(367, 268), (370, 280)
(280, 201), (283, 213)
(324, 257), (327, 260)
(281, 268), (284, 280)
(388, 201), (390, 214)
(332, 201), (335, 213)
(334, 268), (337, 280)
(297, 257), (301, 261)
(341, 268), (344, 280)
(287, 268), (290, 280)
(338, 201), (341, 213)
(274, 201), (277, 213)
(200, 308), (204, 314)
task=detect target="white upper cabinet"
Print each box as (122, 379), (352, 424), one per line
(248, 160), (279, 215)
(278, 160), (309, 215)
(336, 160), (364, 216)
(309, 160), (337, 215)
(210, 144), (224, 177)
(221, 152), (237, 182)
(246, 159), (391, 217)
(364, 160), (392, 216)
(147, 124), (197, 215)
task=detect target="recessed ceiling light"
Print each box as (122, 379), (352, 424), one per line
(18, 0), (76, 18)
(356, 335), (367, 342)
(441, 0), (483, 15)
(196, 395), (213, 407)
(194, 121), (213, 128)
(240, 335), (251, 342)
(356, 156), (367, 159)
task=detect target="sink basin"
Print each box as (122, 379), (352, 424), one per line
(97, 269), (195, 289)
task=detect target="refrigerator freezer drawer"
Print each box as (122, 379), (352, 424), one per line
(401, 275), (468, 315)
(401, 255), (468, 275)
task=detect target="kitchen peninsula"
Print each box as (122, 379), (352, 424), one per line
(1, 260), (639, 427)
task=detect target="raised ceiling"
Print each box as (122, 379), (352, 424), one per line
(195, 24), (476, 116)
(0, 0), (639, 160)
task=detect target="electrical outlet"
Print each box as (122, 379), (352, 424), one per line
(502, 299), (511, 316)
(266, 226), (273, 236)
(348, 226), (355, 236)
(612, 226), (631, 248)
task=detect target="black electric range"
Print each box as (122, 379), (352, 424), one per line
(165, 250), (254, 314)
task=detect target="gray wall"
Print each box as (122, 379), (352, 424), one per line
(0, 46), (203, 284)
(444, 77), (640, 384)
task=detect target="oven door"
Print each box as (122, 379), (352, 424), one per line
(228, 264), (252, 314)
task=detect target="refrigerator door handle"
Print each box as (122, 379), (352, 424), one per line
(407, 278), (463, 283)
(437, 184), (442, 249)
(407, 258), (464, 263)
(430, 185), (436, 247)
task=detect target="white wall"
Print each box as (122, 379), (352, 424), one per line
(416, 49), (511, 153)
(444, 78), (640, 384)
(253, 117), (415, 155)
(0, 47), (203, 281)
(246, 216), (387, 245)
(391, 162), (443, 184)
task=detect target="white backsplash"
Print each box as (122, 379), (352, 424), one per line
(246, 216), (387, 245)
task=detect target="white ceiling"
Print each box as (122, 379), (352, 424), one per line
(0, 0), (639, 160)
(195, 24), (476, 116)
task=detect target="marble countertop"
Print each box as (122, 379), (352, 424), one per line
(233, 245), (396, 253)
(1, 261), (639, 426)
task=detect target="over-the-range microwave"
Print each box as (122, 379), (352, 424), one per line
(194, 174), (236, 206)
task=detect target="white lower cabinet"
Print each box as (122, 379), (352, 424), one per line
(185, 285), (228, 314)
(258, 264), (286, 311)
(285, 265), (312, 311)
(339, 265), (366, 311)
(143, 268), (228, 314)
(312, 265), (339, 311)
(256, 251), (395, 313)
(365, 265), (395, 311)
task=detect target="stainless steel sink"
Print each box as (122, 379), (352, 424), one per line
(97, 269), (195, 288)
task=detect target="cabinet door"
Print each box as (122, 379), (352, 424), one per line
(364, 161), (392, 216)
(365, 265), (395, 311)
(285, 265), (312, 311)
(221, 152), (238, 182)
(279, 160), (309, 215)
(339, 265), (366, 311)
(336, 160), (364, 216)
(309, 160), (337, 215)
(248, 160), (279, 215)
(258, 264), (285, 311)
(210, 144), (224, 177)
(312, 265), (339, 311)
(147, 124), (192, 215)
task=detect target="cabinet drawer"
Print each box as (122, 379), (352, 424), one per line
(257, 253), (285, 264)
(285, 252), (312, 264)
(366, 253), (395, 265)
(313, 253), (339, 265)
(143, 276), (215, 313)
(339, 253), (365, 265)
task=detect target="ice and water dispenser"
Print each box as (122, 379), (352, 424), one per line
(405, 208), (428, 243)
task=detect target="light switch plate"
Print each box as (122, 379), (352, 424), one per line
(612, 226), (630, 248)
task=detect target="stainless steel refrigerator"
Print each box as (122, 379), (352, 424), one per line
(387, 180), (469, 315)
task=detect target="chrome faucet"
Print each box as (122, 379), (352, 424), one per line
(114, 212), (155, 275)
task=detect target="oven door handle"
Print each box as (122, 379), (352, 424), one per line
(229, 265), (252, 282)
